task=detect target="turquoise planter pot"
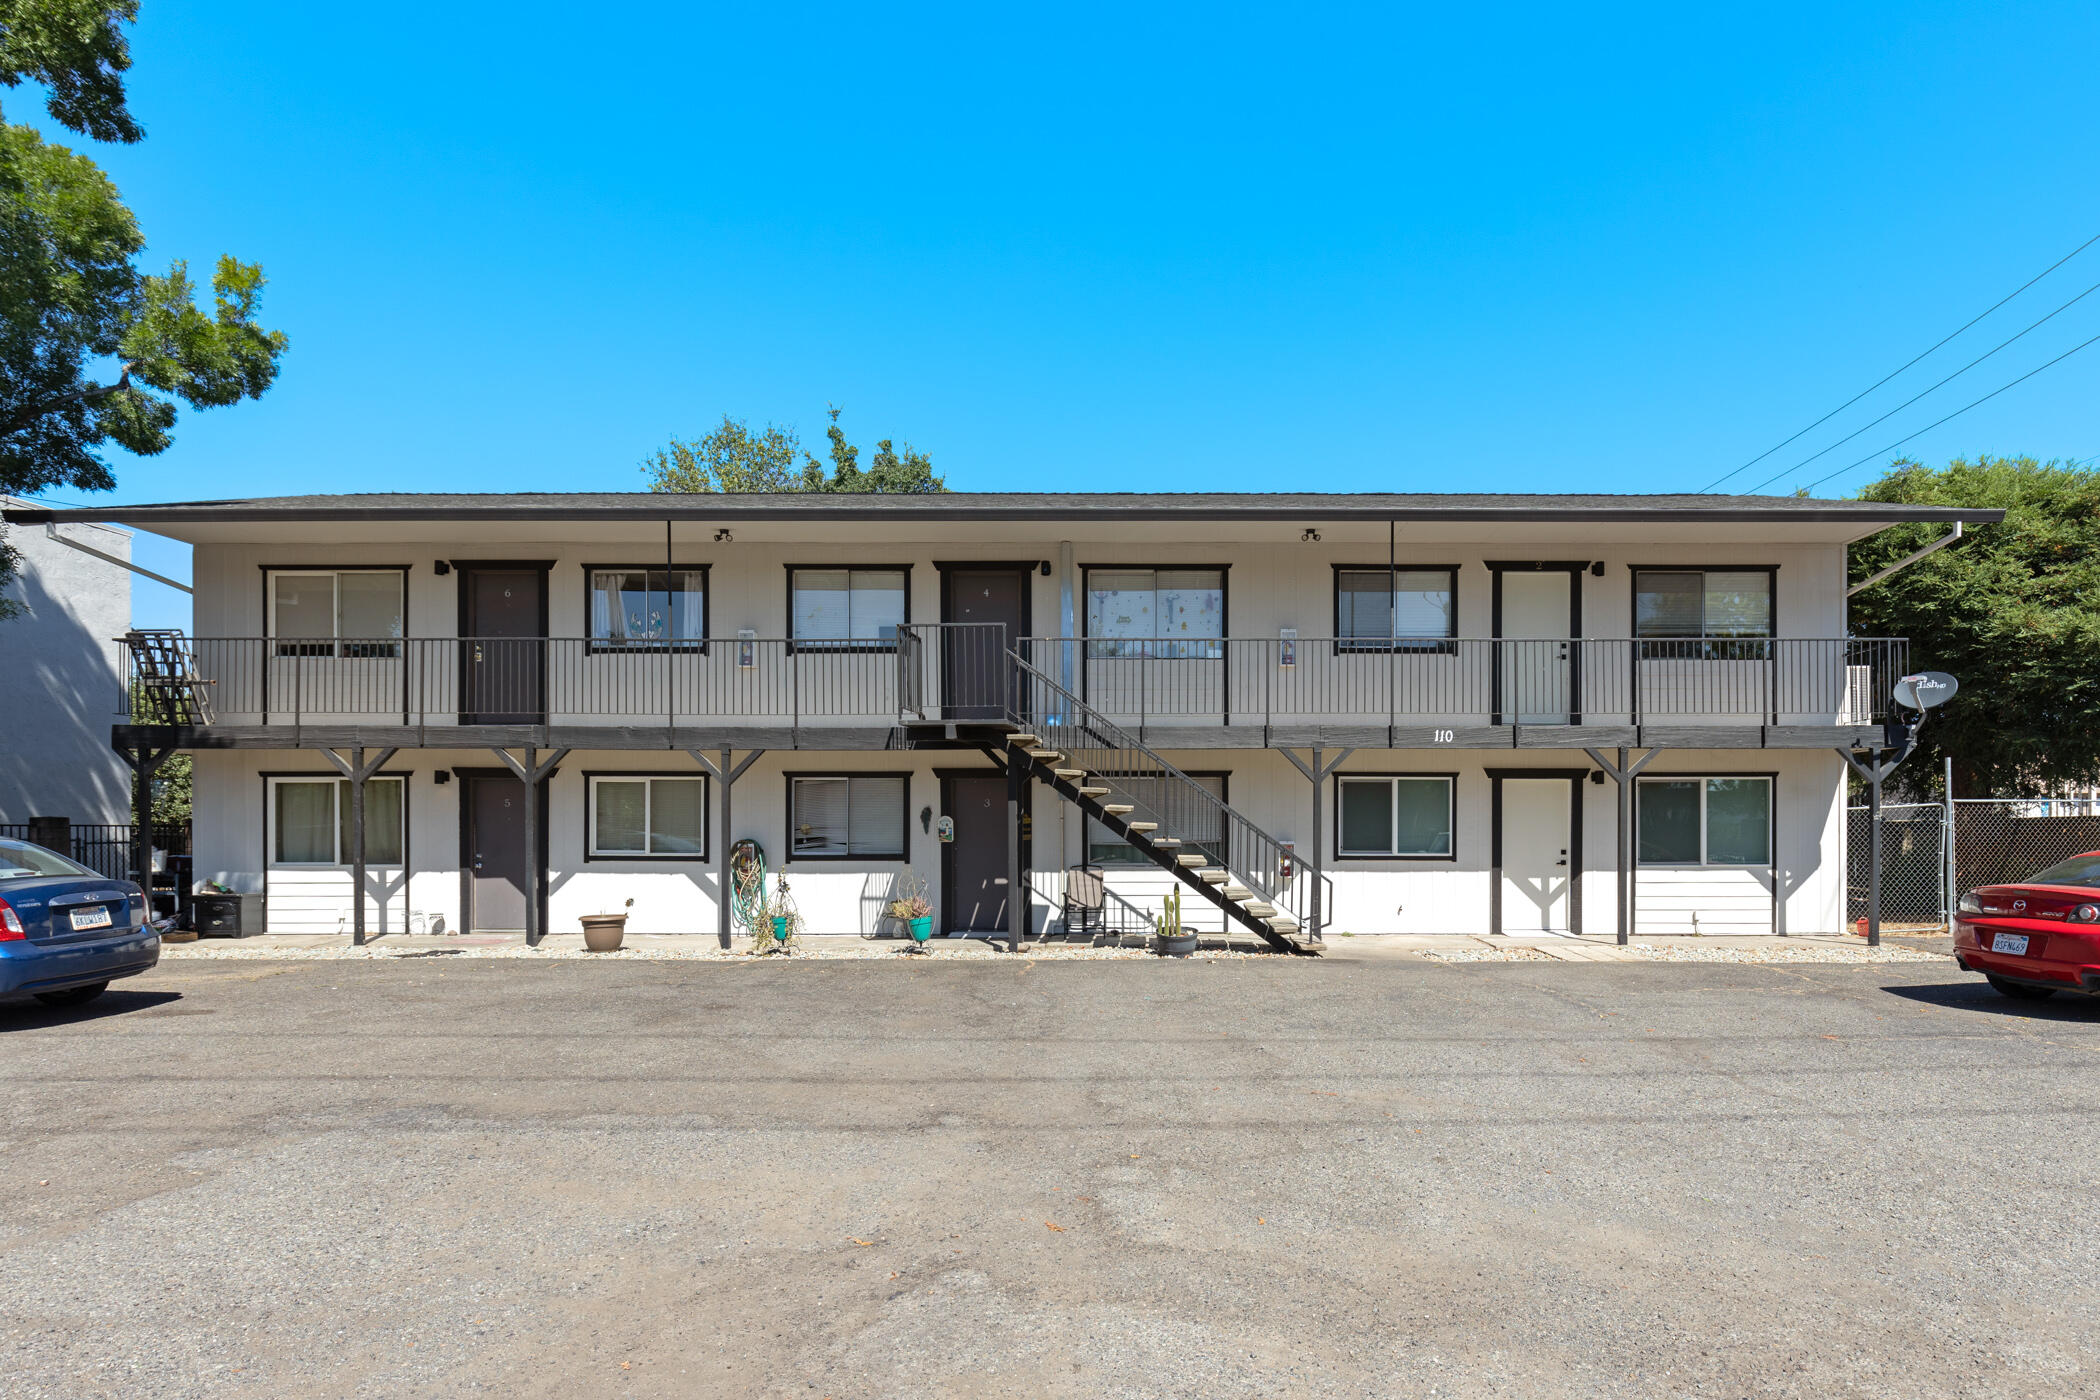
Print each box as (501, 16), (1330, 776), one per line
(770, 915), (789, 942)
(908, 916), (934, 943)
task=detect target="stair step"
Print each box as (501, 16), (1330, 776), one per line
(1077, 786), (1111, 798)
(1175, 854), (1208, 868)
(1028, 750), (1064, 764)
(1126, 821), (1158, 833)
(1241, 902), (1277, 917)
(1197, 870), (1230, 884)
(1007, 734), (1040, 748)
(1101, 804), (1135, 816)
(1052, 768), (1087, 781)
(1221, 885), (1252, 900)
(1148, 837), (1182, 847)
(1265, 916), (1302, 933)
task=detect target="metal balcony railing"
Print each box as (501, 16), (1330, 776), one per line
(117, 636), (913, 727)
(1010, 636), (1908, 729)
(118, 632), (1907, 730)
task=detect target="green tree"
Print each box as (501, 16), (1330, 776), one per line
(141, 749), (187, 824)
(1849, 456), (2100, 796)
(644, 405), (945, 494)
(0, 1), (288, 615)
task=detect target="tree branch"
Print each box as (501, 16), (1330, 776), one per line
(0, 363), (133, 438)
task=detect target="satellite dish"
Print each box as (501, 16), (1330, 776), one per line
(1893, 671), (1958, 711)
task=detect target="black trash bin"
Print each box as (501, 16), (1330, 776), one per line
(196, 894), (245, 938)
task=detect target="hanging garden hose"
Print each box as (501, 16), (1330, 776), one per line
(729, 839), (767, 934)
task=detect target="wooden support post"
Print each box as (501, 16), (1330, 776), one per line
(131, 752), (152, 888)
(1279, 746), (1353, 940)
(323, 745), (399, 946)
(1308, 745), (1322, 937)
(114, 741), (176, 893)
(1585, 747), (1656, 946)
(689, 747), (764, 948)
(352, 750), (366, 944)
(493, 746), (569, 947)
(1007, 750), (1026, 952)
(522, 747), (537, 946)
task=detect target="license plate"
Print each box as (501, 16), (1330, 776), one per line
(1991, 932), (2030, 956)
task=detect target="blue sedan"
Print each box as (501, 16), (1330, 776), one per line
(0, 838), (160, 1007)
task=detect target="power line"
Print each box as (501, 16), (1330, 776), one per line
(1741, 274), (2100, 488)
(1757, 329), (2100, 496)
(1704, 229), (2100, 492)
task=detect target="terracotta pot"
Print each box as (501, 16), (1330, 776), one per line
(580, 914), (627, 952)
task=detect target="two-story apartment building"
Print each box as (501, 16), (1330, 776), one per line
(2, 491), (1999, 949)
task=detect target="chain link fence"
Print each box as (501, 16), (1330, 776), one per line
(1847, 799), (2100, 931)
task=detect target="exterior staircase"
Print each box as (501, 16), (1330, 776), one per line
(998, 654), (1317, 954)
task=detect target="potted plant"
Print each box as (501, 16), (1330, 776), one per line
(1152, 886), (1198, 957)
(581, 898), (633, 952)
(885, 871), (936, 950)
(888, 893), (935, 949)
(751, 877), (803, 954)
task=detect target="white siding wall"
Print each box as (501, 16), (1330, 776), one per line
(185, 531), (1850, 654)
(1634, 868), (1775, 935)
(188, 746), (1848, 938)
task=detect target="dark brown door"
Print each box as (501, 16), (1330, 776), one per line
(942, 568), (1025, 719)
(943, 775), (1011, 932)
(461, 568), (545, 723)
(464, 772), (530, 932)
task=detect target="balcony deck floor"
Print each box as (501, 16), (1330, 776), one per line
(111, 721), (1891, 752)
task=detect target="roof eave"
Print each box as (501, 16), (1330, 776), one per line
(0, 502), (2012, 526)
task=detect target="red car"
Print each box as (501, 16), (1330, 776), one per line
(1953, 850), (2100, 999)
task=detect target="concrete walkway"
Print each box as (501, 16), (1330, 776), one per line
(160, 929), (1950, 964)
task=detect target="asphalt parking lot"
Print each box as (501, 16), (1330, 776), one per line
(3, 955), (2095, 1399)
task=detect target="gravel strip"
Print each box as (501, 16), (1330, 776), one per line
(1422, 947), (1556, 962)
(158, 941), (1279, 963)
(1424, 941), (1947, 964)
(1624, 940), (1946, 963)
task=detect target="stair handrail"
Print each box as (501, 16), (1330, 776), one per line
(1003, 647), (1300, 922)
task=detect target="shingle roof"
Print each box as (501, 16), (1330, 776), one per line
(0, 491), (2006, 525)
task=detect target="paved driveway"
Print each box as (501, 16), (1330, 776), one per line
(2, 956), (2094, 1398)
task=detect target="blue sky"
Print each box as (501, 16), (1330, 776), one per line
(14, 2), (2100, 627)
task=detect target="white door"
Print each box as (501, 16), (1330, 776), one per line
(1500, 778), (1573, 934)
(1499, 572), (1572, 724)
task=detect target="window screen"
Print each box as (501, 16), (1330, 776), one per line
(1639, 777), (1771, 866)
(590, 777), (706, 856)
(270, 571), (403, 656)
(792, 569), (906, 643)
(1337, 570), (1455, 646)
(1634, 571), (1772, 638)
(589, 569), (705, 644)
(334, 778), (404, 865)
(1337, 777), (1453, 857)
(1086, 569), (1223, 658)
(273, 575), (336, 641)
(274, 778), (404, 865)
(791, 775), (907, 857)
(274, 781), (335, 864)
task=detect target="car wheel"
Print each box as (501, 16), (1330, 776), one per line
(33, 982), (108, 1007)
(1985, 974), (2056, 1001)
